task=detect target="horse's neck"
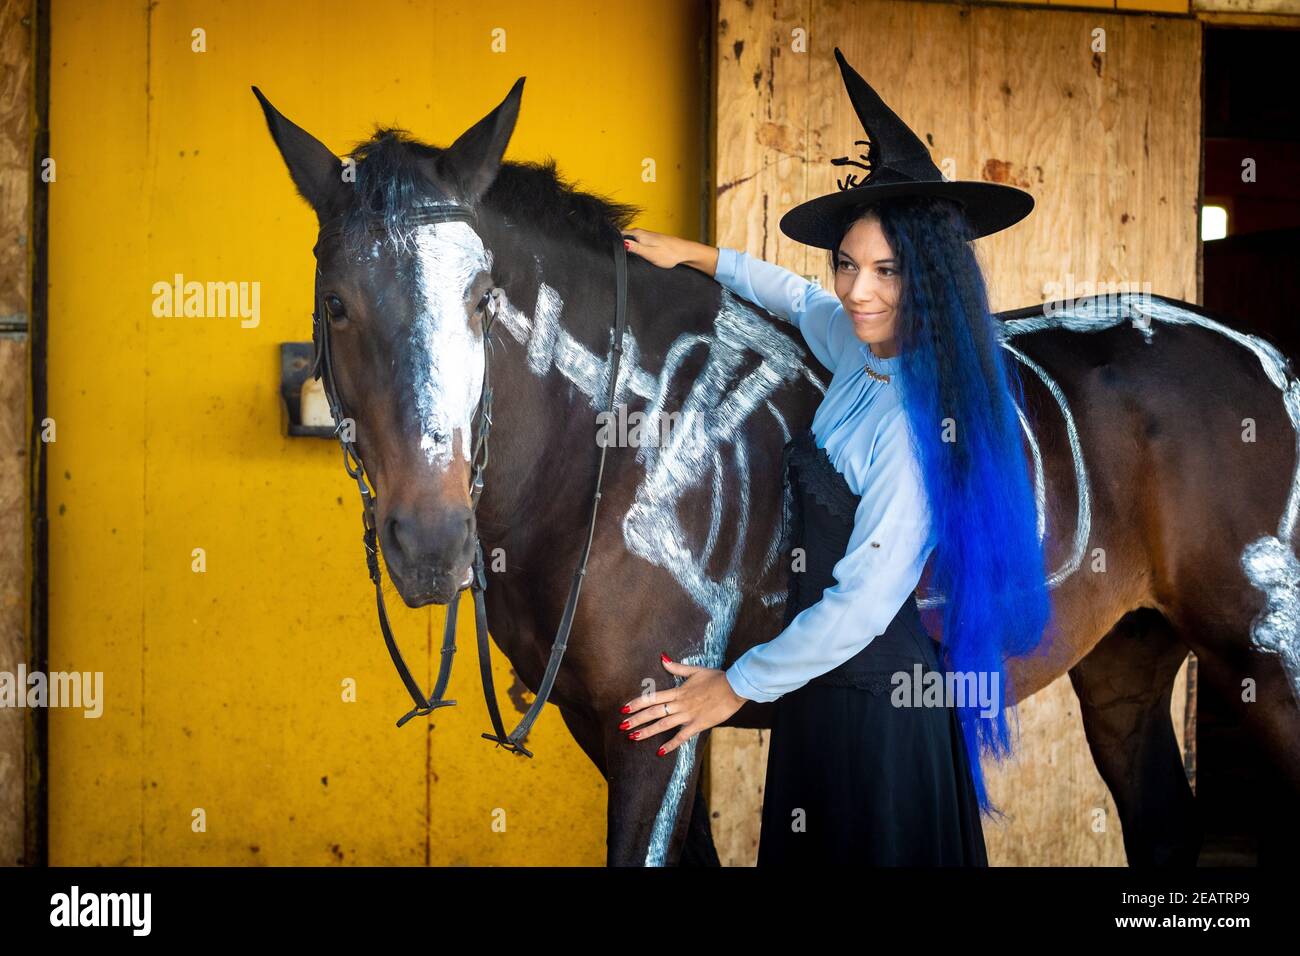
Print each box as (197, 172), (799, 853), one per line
(471, 224), (815, 598)
(471, 229), (631, 552)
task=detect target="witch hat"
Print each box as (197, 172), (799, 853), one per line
(779, 47), (1034, 248)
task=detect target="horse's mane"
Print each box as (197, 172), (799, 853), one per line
(343, 127), (641, 254)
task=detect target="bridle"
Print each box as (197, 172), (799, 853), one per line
(311, 202), (628, 756)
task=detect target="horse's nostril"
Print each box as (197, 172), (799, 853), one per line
(388, 515), (417, 563)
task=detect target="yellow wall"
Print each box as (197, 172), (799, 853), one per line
(47, 0), (705, 864)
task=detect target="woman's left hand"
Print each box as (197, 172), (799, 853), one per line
(619, 655), (749, 756)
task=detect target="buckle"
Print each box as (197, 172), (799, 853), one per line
(480, 732), (533, 758)
(396, 697), (457, 728)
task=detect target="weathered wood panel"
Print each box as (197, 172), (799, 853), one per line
(712, 0), (1199, 866)
(0, 335), (27, 867)
(0, 0), (32, 868)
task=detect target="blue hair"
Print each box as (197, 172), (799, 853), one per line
(830, 196), (1054, 816)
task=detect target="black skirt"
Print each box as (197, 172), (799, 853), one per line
(756, 427), (988, 866)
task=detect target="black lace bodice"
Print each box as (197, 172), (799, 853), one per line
(783, 429), (860, 523)
(779, 427), (938, 693)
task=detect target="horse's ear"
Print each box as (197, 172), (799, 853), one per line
(252, 86), (347, 221)
(436, 76), (525, 203)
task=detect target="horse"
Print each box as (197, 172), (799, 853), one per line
(254, 77), (1300, 866)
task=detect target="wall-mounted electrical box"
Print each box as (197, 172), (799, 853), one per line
(280, 342), (335, 438)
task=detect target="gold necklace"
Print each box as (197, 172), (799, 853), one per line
(864, 364), (891, 384)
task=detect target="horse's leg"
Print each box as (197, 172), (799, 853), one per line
(557, 704), (607, 776)
(1191, 644), (1300, 795)
(1187, 637), (1300, 860)
(601, 721), (712, 867)
(1068, 608), (1200, 866)
(555, 618), (718, 866)
(1188, 644), (1300, 863)
(556, 700), (717, 864)
(676, 738), (721, 867)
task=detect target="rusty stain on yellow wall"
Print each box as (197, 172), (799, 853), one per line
(48, 0), (705, 865)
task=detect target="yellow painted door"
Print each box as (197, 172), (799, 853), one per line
(47, 0), (706, 865)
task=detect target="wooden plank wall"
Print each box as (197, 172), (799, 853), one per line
(0, 0), (32, 867)
(712, 0), (1201, 865)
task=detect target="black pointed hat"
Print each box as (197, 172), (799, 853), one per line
(779, 47), (1034, 248)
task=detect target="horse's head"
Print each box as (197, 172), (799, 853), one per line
(254, 79), (525, 606)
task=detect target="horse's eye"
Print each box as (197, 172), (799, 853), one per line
(324, 294), (347, 319)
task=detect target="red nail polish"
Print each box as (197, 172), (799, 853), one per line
(624, 239), (630, 249)
(619, 720), (630, 730)
(657, 746), (667, 757)
(661, 652), (671, 663)
(620, 704), (630, 714)
(628, 731), (640, 740)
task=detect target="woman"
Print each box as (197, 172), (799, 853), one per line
(618, 49), (1052, 865)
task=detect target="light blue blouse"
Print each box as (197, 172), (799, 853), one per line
(713, 247), (936, 703)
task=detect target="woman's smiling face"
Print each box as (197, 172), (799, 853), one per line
(833, 214), (901, 356)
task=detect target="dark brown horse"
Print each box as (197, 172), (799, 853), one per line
(255, 78), (1300, 866)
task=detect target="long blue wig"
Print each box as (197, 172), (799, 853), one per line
(829, 195), (1054, 815)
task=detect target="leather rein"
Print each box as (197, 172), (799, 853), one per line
(311, 203), (629, 756)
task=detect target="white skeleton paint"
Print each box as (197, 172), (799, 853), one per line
(405, 224), (1300, 865)
(394, 221), (822, 865)
(482, 262), (822, 865)
(409, 221), (494, 469)
(998, 294), (1300, 709)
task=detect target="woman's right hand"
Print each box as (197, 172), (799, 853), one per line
(624, 228), (719, 276)
(623, 228), (689, 268)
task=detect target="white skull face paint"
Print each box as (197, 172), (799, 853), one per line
(409, 219), (494, 469)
